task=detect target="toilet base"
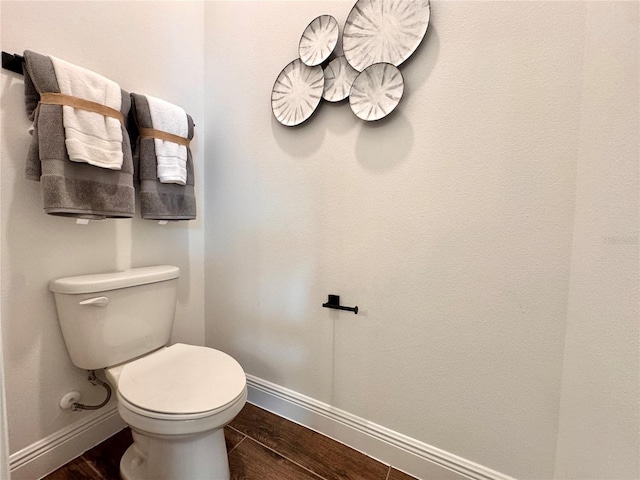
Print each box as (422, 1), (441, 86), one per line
(120, 428), (230, 480)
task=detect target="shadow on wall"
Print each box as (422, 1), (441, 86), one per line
(355, 112), (414, 172)
(268, 23), (439, 171)
(352, 24), (440, 172)
(269, 82), (415, 172)
(401, 21), (441, 101)
(350, 22), (439, 173)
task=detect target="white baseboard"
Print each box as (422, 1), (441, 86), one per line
(7, 377), (514, 480)
(246, 374), (515, 480)
(9, 405), (125, 480)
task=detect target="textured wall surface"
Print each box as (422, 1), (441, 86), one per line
(554, 2), (640, 479)
(202, 1), (627, 478)
(1, 1), (205, 456)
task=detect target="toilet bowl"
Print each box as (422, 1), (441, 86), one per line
(105, 343), (247, 480)
(49, 266), (247, 480)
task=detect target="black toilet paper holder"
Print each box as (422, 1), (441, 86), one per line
(322, 295), (358, 314)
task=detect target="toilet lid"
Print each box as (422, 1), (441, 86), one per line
(117, 343), (246, 415)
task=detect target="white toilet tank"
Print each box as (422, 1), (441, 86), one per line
(49, 265), (180, 370)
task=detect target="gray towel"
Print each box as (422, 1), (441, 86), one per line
(130, 93), (196, 220)
(23, 50), (135, 219)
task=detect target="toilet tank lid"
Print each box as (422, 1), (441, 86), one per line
(49, 265), (180, 294)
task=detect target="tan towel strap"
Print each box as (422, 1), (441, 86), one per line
(39, 92), (124, 124)
(138, 127), (191, 147)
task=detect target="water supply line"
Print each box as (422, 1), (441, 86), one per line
(71, 370), (112, 411)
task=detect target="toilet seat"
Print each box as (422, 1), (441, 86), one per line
(117, 387), (246, 422)
(114, 343), (246, 420)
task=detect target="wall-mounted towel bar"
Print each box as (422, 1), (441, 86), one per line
(322, 295), (358, 314)
(2, 52), (24, 75)
(2, 51), (197, 130)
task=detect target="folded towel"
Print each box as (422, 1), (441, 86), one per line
(23, 50), (135, 219)
(130, 93), (196, 220)
(49, 55), (123, 170)
(145, 95), (188, 184)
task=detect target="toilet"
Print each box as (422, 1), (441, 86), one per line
(49, 265), (247, 480)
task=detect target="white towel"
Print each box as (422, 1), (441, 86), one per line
(50, 56), (123, 170)
(146, 95), (188, 185)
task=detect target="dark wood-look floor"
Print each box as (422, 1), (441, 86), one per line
(43, 403), (420, 480)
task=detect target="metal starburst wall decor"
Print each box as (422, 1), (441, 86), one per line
(271, 0), (431, 126)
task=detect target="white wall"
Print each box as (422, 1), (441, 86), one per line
(1, 0), (205, 464)
(554, 2), (639, 479)
(204, 1), (637, 479)
(0, 257), (9, 480)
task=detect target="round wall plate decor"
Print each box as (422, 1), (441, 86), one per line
(272, 58), (325, 127)
(343, 0), (431, 72)
(349, 62), (404, 121)
(322, 56), (359, 103)
(299, 15), (340, 67)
